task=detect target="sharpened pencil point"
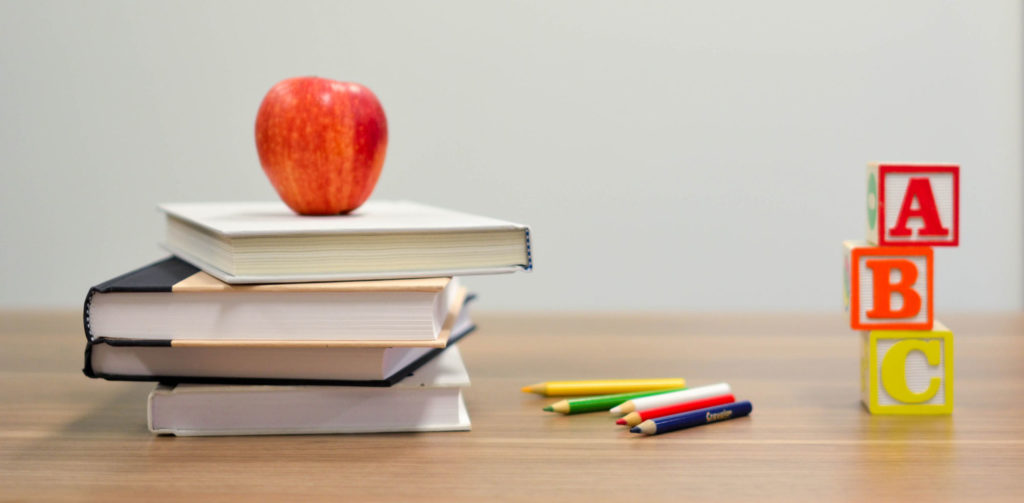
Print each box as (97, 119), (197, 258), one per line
(609, 406), (622, 415)
(629, 426), (642, 434)
(542, 405), (554, 412)
(521, 383), (546, 395)
(615, 418), (626, 425)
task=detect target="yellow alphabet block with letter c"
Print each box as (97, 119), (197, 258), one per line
(861, 322), (953, 415)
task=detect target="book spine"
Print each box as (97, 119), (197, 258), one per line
(82, 257), (198, 378)
(524, 227), (534, 271)
(81, 287), (99, 378)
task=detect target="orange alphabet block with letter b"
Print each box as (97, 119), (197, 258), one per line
(866, 163), (959, 247)
(843, 241), (933, 331)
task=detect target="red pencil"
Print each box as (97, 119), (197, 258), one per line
(616, 393), (736, 427)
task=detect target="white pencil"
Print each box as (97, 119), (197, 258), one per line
(609, 382), (731, 415)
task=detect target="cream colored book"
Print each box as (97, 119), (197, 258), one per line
(159, 200), (533, 284)
(148, 346), (472, 436)
(85, 257), (462, 343)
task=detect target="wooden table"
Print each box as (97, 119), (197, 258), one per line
(2, 311), (1023, 502)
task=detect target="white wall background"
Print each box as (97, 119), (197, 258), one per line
(1, 1), (1020, 311)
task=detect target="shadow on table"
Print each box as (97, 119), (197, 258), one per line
(60, 384), (152, 436)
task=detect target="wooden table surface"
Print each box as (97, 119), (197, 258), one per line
(2, 311), (1023, 502)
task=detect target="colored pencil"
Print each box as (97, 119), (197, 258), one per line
(630, 401), (752, 435)
(617, 393), (735, 426)
(521, 378), (686, 397)
(543, 388), (687, 414)
(609, 382), (730, 415)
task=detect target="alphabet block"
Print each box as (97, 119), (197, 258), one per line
(866, 163), (959, 247)
(860, 322), (953, 415)
(843, 241), (933, 330)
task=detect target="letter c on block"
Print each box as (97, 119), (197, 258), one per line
(881, 339), (942, 404)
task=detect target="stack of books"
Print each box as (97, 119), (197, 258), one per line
(82, 200), (532, 435)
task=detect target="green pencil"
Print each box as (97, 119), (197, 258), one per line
(542, 388), (687, 415)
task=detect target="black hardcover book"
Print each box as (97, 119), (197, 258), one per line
(83, 257), (476, 387)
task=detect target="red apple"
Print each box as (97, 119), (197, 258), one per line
(255, 77), (387, 215)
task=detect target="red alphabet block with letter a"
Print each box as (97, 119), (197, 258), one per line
(844, 241), (933, 331)
(866, 164), (959, 247)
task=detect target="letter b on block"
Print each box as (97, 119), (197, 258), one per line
(861, 323), (953, 415)
(844, 241), (933, 330)
(866, 164), (959, 246)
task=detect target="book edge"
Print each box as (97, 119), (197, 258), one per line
(159, 201), (529, 237)
(164, 242), (524, 284)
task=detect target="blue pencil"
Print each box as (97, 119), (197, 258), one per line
(629, 400), (752, 435)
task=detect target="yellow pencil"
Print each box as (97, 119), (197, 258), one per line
(520, 378), (685, 396)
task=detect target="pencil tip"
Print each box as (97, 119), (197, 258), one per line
(615, 418), (625, 425)
(521, 386), (533, 393)
(629, 427), (642, 434)
(542, 406), (553, 412)
(609, 407), (621, 415)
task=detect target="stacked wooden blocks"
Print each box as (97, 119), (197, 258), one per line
(843, 163), (959, 415)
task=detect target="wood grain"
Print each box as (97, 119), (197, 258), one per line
(1, 311), (1023, 502)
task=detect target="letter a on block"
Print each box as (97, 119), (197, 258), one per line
(843, 241), (933, 330)
(861, 322), (953, 415)
(889, 178), (949, 238)
(866, 163), (959, 246)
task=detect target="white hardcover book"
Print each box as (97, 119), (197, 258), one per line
(159, 200), (532, 284)
(148, 347), (472, 436)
